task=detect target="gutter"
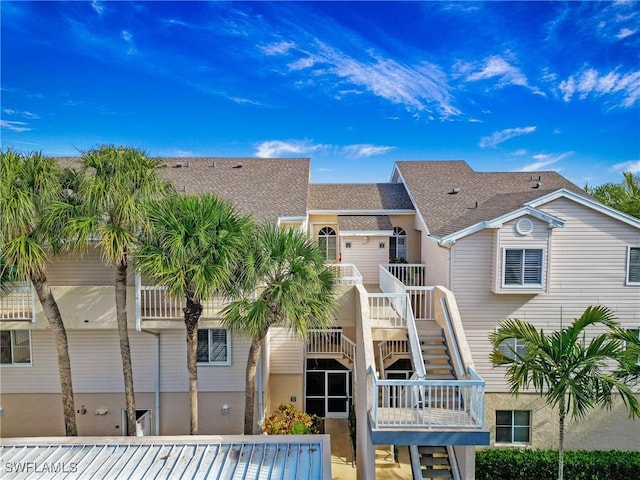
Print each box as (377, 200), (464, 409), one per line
(140, 329), (161, 436)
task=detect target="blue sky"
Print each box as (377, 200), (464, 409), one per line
(1, 1), (639, 186)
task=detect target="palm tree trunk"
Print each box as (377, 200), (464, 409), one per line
(31, 273), (77, 436)
(558, 407), (566, 480)
(244, 336), (264, 435)
(116, 261), (137, 436)
(184, 297), (203, 435)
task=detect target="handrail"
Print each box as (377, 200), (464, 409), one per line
(324, 263), (363, 285)
(405, 295), (426, 380)
(447, 446), (462, 480)
(368, 375), (485, 429)
(408, 445), (423, 480)
(440, 296), (465, 376)
(307, 328), (356, 362)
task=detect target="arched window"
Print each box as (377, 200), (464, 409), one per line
(389, 227), (407, 261)
(318, 227), (337, 261)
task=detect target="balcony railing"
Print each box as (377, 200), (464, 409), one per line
(368, 366), (485, 429)
(307, 328), (355, 362)
(325, 263), (362, 285)
(138, 285), (232, 320)
(0, 282), (36, 322)
(380, 264), (434, 320)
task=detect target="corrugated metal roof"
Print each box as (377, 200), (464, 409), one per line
(0, 435), (330, 480)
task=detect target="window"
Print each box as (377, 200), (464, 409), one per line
(389, 227), (407, 261)
(503, 248), (543, 286)
(0, 330), (31, 365)
(627, 246), (640, 285)
(496, 410), (530, 444)
(318, 227), (337, 261)
(197, 329), (230, 365)
(498, 337), (527, 360)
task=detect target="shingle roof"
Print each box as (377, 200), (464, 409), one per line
(338, 215), (393, 232)
(57, 157), (310, 224)
(395, 160), (588, 237)
(0, 435), (330, 480)
(308, 183), (414, 211)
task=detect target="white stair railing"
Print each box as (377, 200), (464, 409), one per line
(307, 328), (355, 362)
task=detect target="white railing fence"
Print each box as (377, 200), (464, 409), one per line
(325, 263), (363, 285)
(368, 293), (407, 328)
(307, 328), (355, 362)
(368, 367), (485, 429)
(0, 282), (36, 322)
(383, 264), (427, 287)
(139, 285), (231, 320)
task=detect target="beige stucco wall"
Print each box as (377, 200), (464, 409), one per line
(483, 393), (640, 451)
(0, 391), (245, 438)
(267, 374), (304, 413)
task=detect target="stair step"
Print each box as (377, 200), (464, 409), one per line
(421, 353), (450, 360)
(421, 456), (450, 466)
(425, 373), (456, 380)
(418, 446), (447, 454)
(422, 469), (452, 479)
(424, 364), (453, 371)
(420, 335), (445, 342)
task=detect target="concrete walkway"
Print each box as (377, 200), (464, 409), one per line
(325, 418), (413, 480)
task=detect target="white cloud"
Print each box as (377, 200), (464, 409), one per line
(468, 118), (482, 123)
(342, 144), (395, 158)
(121, 30), (137, 55)
(519, 152), (573, 171)
(91, 1), (103, 15)
(616, 27), (637, 39)
(559, 67), (640, 107)
(3, 109), (39, 119)
(510, 149), (527, 156)
(479, 126), (536, 148)
(0, 120), (31, 132)
(464, 56), (530, 89)
(255, 140), (325, 158)
(263, 36), (459, 118)
(260, 41), (296, 56)
(612, 160), (640, 174)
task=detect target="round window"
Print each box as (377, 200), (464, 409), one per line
(515, 218), (534, 236)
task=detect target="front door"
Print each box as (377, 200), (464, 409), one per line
(305, 370), (351, 418)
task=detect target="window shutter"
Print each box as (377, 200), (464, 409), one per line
(523, 249), (542, 284)
(629, 247), (640, 283)
(504, 250), (523, 285)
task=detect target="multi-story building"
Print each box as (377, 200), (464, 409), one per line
(2, 158), (639, 479)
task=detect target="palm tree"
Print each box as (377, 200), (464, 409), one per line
(50, 145), (173, 436)
(221, 224), (337, 434)
(0, 149), (78, 435)
(489, 306), (640, 480)
(135, 193), (251, 435)
(0, 256), (19, 293)
(586, 171), (640, 219)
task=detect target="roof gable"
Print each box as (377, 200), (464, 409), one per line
(394, 160), (590, 237)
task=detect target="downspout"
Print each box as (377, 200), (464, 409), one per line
(257, 347), (264, 426)
(140, 329), (161, 436)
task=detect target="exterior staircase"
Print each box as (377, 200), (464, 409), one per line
(420, 330), (455, 380)
(415, 446), (453, 479)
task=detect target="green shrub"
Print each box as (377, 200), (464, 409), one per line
(261, 403), (322, 435)
(476, 449), (640, 480)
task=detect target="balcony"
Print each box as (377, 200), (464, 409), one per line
(362, 264), (489, 447)
(0, 282), (36, 322)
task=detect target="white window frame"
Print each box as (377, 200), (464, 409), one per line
(0, 330), (32, 366)
(498, 337), (527, 361)
(495, 410), (531, 445)
(197, 329), (231, 366)
(502, 247), (545, 289)
(389, 227), (407, 261)
(626, 246), (640, 286)
(318, 227), (337, 261)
